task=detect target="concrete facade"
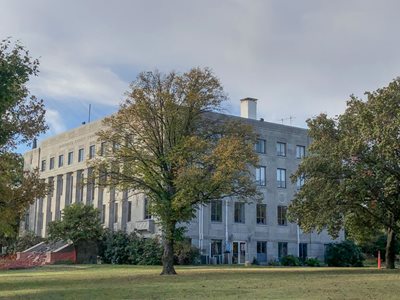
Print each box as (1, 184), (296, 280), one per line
(22, 100), (343, 264)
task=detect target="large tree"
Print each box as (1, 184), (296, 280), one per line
(289, 78), (400, 269)
(0, 39), (47, 243)
(91, 68), (260, 274)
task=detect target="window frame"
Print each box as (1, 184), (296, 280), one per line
(276, 142), (287, 157)
(256, 166), (266, 186)
(277, 205), (288, 226)
(296, 145), (306, 159)
(68, 151), (73, 165)
(256, 203), (267, 225)
(49, 157), (54, 170)
(58, 154), (64, 167)
(255, 138), (266, 154)
(78, 148), (84, 162)
(234, 202), (245, 223)
(277, 168), (287, 188)
(210, 200), (222, 222)
(89, 145), (96, 159)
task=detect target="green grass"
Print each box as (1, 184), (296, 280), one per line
(1, 265), (399, 299)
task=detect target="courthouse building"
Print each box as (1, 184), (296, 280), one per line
(22, 98), (343, 264)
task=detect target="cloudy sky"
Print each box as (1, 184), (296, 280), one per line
(1, 0), (399, 149)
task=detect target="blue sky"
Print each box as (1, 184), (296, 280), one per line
(1, 0), (400, 153)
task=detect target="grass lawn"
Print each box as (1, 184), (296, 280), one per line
(1, 265), (399, 299)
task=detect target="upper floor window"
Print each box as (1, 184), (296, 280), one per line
(68, 151), (73, 165)
(100, 142), (106, 156)
(41, 160), (46, 171)
(277, 168), (286, 188)
(255, 139), (266, 154)
(256, 166), (266, 186)
(114, 202), (119, 223)
(277, 205), (287, 226)
(296, 174), (305, 189)
(256, 204), (267, 225)
(211, 200), (222, 222)
(234, 202), (245, 223)
(296, 145), (306, 159)
(89, 145), (96, 159)
(49, 157), (54, 170)
(144, 198), (152, 220)
(276, 142), (286, 157)
(78, 148), (84, 162)
(58, 154), (64, 167)
(127, 201), (132, 222)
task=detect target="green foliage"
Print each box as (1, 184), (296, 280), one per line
(289, 78), (400, 268)
(0, 39), (47, 241)
(173, 239), (200, 265)
(0, 38), (47, 151)
(267, 259), (280, 266)
(280, 255), (301, 266)
(47, 204), (103, 244)
(304, 258), (321, 267)
(325, 240), (365, 267)
(359, 234), (400, 259)
(99, 230), (199, 265)
(4, 231), (43, 254)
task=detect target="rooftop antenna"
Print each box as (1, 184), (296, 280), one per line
(88, 104), (92, 123)
(279, 116), (296, 125)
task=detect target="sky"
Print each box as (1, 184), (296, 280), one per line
(1, 0), (400, 151)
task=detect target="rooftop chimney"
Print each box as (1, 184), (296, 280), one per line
(240, 98), (257, 119)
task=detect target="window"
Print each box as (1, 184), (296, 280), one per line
(89, 145), (96, 159)
(41, 159), (46, 171)
(65, 172), (73, 205)
(299, 243), (308, 261)
(58, 154), (64, 167)
(86, 168), (94, 203)
(257, 241), (267, 255)
(256, 204), (267, 225)
(296, 174), (305, 189)
(100, 142), (106, 156)
(144, 198), (151, 219)
(49, 157), (54, 170)
(276, 142), (286, 157)
(211, 240), (222, 256)
(211, 200), (222, 222)
(127, 201), (132, 222)
(78, 148), (84, 162)
(256, 166), (266, 186)
(234, 202), (245, 223)
(296, 145), (306, 159)
(101, 204), (106, 224)
(278, 242), (288, 259)
(277, 206), (287, 226)
(277, 168), (286, 188)
(24, 213), (30, 230)
(68, 151), (73, 165)
(114, 202), (118, 223)
(75, 170), (84, 202)
(255, 139), (266, 154)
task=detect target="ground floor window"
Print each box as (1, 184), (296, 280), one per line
(299, 243), (307, 261)
(211, 240), (222, 256)
(257, 241), (267, 263)
(278, 242), (288, 259)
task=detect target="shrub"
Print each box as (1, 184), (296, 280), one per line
(267, 259), (280, 266)
(280, 255), (301, 266)
(6, 231), (43, 254)
(137, 237), (163, 265)
(99, 230), (131, 264)
(325, 240), (365, 267)
(304, 257), (320, 267)
(174, 240), (200, 265)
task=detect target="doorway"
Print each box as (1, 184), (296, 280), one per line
(232, 241), (246, 264)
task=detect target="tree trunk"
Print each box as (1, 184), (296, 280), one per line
(385, 228), (396, 269)
(160, 222), (177, 275)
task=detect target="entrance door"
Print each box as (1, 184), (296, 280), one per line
(232, 241), (246, 264)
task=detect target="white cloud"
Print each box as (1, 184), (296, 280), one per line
(45, 109), (67, 135)
(1, 0), (400, 128)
